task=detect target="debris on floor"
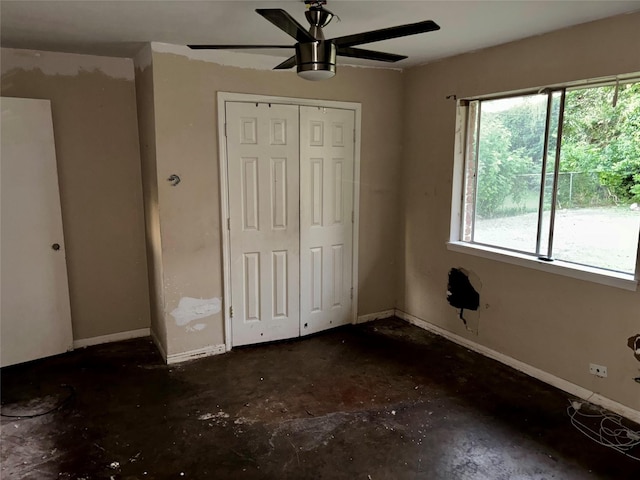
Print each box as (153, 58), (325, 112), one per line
(1, 318), (639, 478)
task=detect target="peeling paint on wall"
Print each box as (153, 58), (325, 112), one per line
(150, 41), (401, 72)
(186, 323), (207, 332)
(170, 297), (221, 326)
(1, 48), (134, 80)
(151, 42), (284, 71)
(133, 44), (153, 71)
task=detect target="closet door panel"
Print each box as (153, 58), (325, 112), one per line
(299, 107), (355, 335)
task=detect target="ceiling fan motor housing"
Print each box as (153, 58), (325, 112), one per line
(305, 7), (334, 28)
(295, 41), (336, 80)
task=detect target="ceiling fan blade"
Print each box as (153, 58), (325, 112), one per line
(188, 45), (293, 50)
(332, 20), (440, 48)
(273, 56), (297, 70)
(337, 47), (407, 63)
(256, 8), (317, 43)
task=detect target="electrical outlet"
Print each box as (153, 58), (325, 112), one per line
(589, 363), (607, 378)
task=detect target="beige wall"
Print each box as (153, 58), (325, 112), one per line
(134, 48), (166, 352)
(150, 50), (404, 355)
(400, 13), (640, 411)
(1, 48), (150, 340)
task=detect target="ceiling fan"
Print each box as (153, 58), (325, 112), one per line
(188, 1), (440, 81)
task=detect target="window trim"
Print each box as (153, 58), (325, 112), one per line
(458, 72), (640, 105)
(447, 241), (637, 291)
(449, 76), (640, 291)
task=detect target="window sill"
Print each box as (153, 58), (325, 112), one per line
(447, 241), (638, 291)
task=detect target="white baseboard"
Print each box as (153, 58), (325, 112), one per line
(166, 344), (226, 365)
(73, 328), (150, 349)
(395, 309), (640, 424)
(150, 329), (167, 363)
(356, 309), (395, 324)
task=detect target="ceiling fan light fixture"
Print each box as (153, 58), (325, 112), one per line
(295, 41), (336, 81)
(298, 68), (336, 81)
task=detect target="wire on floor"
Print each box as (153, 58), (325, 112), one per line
(567, 399), (640, 462)
(0, 384), (75, 419)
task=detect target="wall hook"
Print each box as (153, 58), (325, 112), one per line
(167, 174), (181, 186)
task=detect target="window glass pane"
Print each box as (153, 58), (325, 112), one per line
(555, 82), (640, 273)
(472, 94), (548, 253)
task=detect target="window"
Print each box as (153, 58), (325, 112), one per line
(453, 79), (640, 283)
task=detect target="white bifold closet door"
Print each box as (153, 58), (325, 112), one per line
(225, 102), (355, 347)
(226, 102), (300, 347)
(299, 106), (355, 336)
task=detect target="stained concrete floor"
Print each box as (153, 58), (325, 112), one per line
(1, 317), (639, 479)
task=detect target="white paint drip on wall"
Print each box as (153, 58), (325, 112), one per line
(170, 297), (221, 326)
(1, 47), (135, 80)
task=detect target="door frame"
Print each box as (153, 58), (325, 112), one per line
(217, 92), (362, 351)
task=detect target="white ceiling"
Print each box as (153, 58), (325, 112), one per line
(1, 1), (639, 68)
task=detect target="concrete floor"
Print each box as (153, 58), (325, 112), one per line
(1, 317), (639, 479)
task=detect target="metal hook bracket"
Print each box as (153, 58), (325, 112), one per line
(167, 174), (181, 187)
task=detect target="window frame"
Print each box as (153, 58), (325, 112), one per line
(448, 76), (640, 291)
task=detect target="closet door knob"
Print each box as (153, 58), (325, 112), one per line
(52, 243), (61, 251)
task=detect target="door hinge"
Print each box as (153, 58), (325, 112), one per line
(353, 129), (356, 142)
(224, 122), (228, 138)
(229, 306), (234, 318)
(227, 218), (231, 230)
(350, 288), (353, 300)
(352, 211), (354, 224)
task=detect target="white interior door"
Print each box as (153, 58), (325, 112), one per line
(226, 102), (300, 346)
(1, 97), (74, 367)
(300, 107), (355, 335)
